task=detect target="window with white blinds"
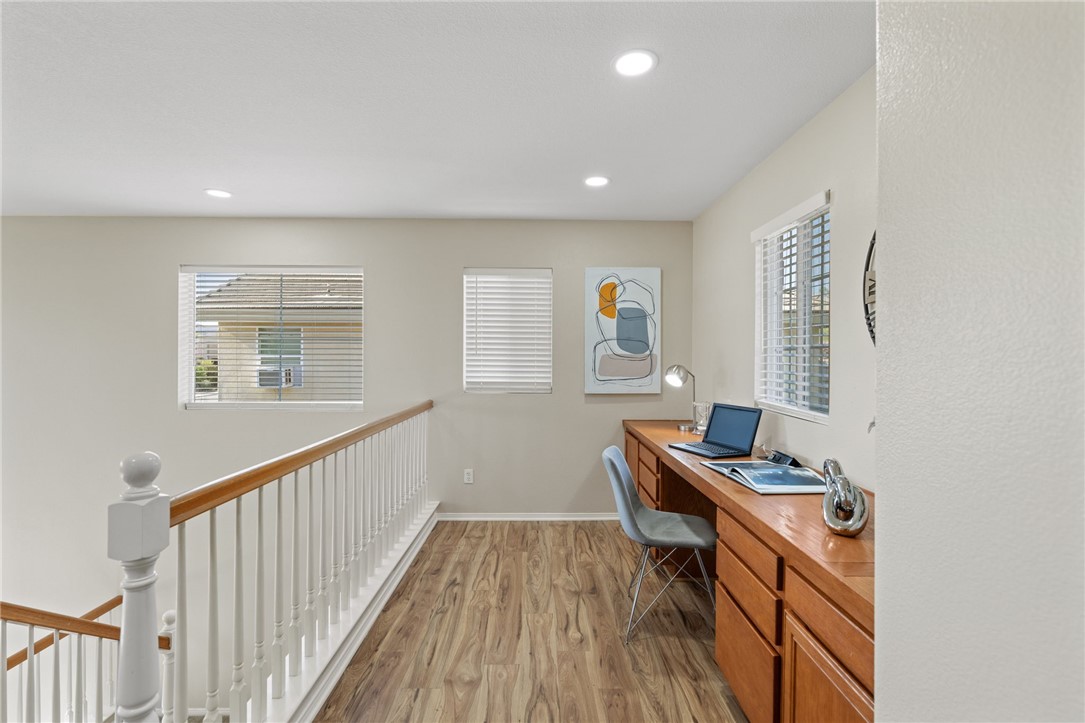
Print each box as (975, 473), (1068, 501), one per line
(464, 268), (553, 394)
(756, 205), (830, 420)
(179, 266), (364, 408)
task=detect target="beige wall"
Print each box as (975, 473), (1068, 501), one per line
(1, 217), (693, 613)
(691, 68), (877, 487)
(876, 3), (1083, 719)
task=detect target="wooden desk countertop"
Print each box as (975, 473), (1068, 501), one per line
(623, 419), (874, 634)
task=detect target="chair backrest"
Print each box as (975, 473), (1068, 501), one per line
(602, 445), (651, 546)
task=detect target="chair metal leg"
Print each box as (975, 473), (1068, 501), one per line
(694, 548), (715, 610)
(626, 546), (651, 645)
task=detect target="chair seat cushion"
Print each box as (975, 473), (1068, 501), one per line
(633, 507), (717, 550)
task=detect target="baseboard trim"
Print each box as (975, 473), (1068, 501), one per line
(435, 512), (619, 521)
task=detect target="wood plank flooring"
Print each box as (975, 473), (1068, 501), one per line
(316, 521), (747, 723)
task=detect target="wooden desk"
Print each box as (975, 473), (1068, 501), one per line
(624, 420), (874, 723)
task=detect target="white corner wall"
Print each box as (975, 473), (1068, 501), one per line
(691, 68), (877, 487)
(0, 217), (693, 617)
(877, 3), (1084, 720)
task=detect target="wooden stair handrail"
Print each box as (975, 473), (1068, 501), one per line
(170, 399), (434, 526)
(3, 598), (170, 670)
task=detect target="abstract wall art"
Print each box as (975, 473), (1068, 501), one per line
(585, 267), (661, 394)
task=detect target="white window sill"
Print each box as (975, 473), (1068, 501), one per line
(756, 400), (830, 425)
(185, 401), (364, 411)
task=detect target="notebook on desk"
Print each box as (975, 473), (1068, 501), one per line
(669, 403), (763, 459)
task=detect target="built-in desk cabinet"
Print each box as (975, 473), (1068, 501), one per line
(624, 431), (660, 509)
(623, 420), (874, 723)
(716, 508), (873, 723)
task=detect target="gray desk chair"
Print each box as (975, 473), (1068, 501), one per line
(602, 445), (717, 643)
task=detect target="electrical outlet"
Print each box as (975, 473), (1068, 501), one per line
(463, 468), (474, 484)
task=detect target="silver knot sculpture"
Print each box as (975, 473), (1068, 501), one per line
(822, 459), (869, 537)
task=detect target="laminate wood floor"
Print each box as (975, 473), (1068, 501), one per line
(316, 521), (748, 723)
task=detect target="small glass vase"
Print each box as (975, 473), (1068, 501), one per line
(692, 401), (711, 434)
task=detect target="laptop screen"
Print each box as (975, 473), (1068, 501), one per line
(703, 403), (763, 453)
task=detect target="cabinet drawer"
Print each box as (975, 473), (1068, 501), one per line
(637, 460), (659, 502)
(716, 583), (780, 723)
(785, 568), (873, 693)
(718, 509), (782, 590)
(782, 613), (873, 723)
(637, 483), (658, 510)
(718, 542), (781, 644)
(638, 443), (660, 475)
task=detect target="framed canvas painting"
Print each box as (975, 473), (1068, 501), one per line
(585, 267), (661, 394)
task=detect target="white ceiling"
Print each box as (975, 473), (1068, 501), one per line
(2, 2), (875, 221)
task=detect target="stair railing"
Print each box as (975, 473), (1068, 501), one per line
(0, 598), (170, 722)
(165, 399), (435, 722)
(1, 398), (437, 723)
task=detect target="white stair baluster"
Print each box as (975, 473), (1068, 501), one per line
(17, 664), (23, 723)
(362, 437), (372, 583)
(109, 452), (168, 723)
(75, 634), (84, 723)
(251, 487), (267, 722)
(382, 429), (390, 561)
(397, 424), (405, 537)
(366, 429), (375, 577)
(288, 470), (302, 676)
(0, 620), (6, 723)
(229, 499), (249, 723)
(342, 445), (353, 607)
(375, 431), (384, 567)
(174, 522), (188, 723)
(94, 637), (103, 723)
(271, 478), (285, 699)
(329, 451), (340, 627)
(66, 634), (74, 723)
(352, 443), (363, 596)
(353, 442), (362, 594)
(51, 631), (61, 723)
(317, 458), (329, 641)
(204, 507), (221, 723)
(107, 614), (115, 711)
(304, 464), (316, 657)
(26, 624), (36, 723)
(159, 612), (175, 723)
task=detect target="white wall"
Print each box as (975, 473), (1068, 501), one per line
(691, 68), (877, 487)
(877, 3), (1084, 720)
(1, 217), (692, 616)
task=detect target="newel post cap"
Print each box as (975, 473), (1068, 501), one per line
(108, 451), (170, 561)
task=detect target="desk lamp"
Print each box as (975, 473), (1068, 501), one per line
(664, 364), (699, 433)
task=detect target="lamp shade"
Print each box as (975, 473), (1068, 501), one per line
(664, 364), (692, 388)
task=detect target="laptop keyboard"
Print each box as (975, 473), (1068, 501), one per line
(687, 441), (741, 456)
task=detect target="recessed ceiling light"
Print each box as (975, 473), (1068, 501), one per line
(204, 188), (232, 199)
(614, 49), (658, 77)
(585, 176), (610, 188)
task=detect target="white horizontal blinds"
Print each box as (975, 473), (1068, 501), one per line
(182, 268), (364, 404)
(464, 268), (553, 393)
(759, 207), (830, 414)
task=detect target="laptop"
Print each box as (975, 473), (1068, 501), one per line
(669, 403), (763, 459)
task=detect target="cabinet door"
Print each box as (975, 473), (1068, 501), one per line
(781, 613), (873, 723)
(716, 583), (779, 723)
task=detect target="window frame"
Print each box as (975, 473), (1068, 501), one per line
(753, 192), (831, 424)
(463, 267), (554, 394)
(179, 265), (364, 410)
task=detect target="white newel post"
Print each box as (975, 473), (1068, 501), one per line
(108, 452), (170, 723)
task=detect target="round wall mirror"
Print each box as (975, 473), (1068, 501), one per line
(863, 231), (876, 345)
